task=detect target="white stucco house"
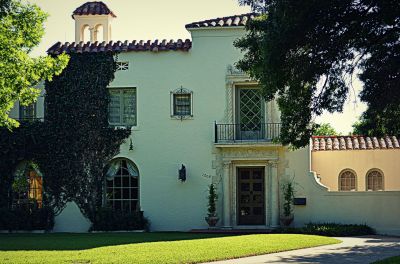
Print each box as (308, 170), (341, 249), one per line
(9, 2), (400, 235)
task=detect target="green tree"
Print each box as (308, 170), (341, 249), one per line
(236, 0), (400, 147)
(0, 0), (69, 128)
(314, 123), (340, 136)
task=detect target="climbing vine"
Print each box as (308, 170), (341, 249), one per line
(0, 52), (131, 223)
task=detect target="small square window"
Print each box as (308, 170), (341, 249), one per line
(116, 62), (129, 71)
(173, 94), (191, 116)
(19, 103), (36, 120)
(170, 87), (193, 118)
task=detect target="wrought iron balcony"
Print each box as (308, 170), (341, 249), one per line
(214, 122), (281, 144)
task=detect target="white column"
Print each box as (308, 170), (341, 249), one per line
(89, 26), (96, 42)
(103, 24), (110, 42)
(270, 161), (279, 227)
(222, 161), (232, 228)
(75, 21), (82, 43)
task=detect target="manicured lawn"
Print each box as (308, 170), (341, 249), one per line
(0, 232), (340, 264)
(374, 256), (400, 264)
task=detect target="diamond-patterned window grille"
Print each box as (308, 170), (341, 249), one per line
(239, 88), (263, 131)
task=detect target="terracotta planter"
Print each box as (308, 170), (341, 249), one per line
(280, 215), (294, 227)
(205, 216), (219, 227)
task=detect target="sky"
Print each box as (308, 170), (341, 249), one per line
(30, 0), (366, 134)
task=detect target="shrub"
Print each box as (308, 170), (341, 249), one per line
(275, 223), (375, 237)
(0, 207), (54, 231)
(91, 207), (149, 231)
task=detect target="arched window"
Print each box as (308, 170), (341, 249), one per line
(13, 162), (43, 208)
(81, 24), (91, 42)
(366, 169), (384, 191)
(95, 24), (104, 42)
(339, 169), (356, 191)
(105, 159), (139, 212)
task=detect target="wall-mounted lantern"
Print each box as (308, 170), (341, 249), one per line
(179, 165), (186, 182)
(129, 139), (134, 150)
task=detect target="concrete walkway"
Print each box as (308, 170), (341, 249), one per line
(203, 236), (400, 264)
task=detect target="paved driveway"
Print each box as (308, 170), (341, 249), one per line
(203, 236), (400, 264)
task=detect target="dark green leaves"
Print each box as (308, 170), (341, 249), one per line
(237, 0), (400, 147)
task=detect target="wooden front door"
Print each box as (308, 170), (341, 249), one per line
(237, 168), (265, 225)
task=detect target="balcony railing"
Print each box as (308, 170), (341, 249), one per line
(214, 122), (281, 143)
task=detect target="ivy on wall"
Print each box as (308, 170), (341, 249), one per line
(0, 52), (131, 222)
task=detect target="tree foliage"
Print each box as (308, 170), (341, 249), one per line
(0, 53), (130, 222)
(236, 0), (400, 148)
(314, 123), (340, 136)
(0, 0), (69, 128)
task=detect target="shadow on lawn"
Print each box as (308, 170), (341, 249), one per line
(0, 232), (233, 251)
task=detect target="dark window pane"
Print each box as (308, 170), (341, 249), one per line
(253, 183), (262, 192)
(114, 188), (122, 199)
(130, 201), (137, 212)
(123, 188), (130, 199)
(253, 207), (263, 215)
(240, 171), (250, 179)
(131, 188), (138, 199)
(252, 170), (262, 179)
(240, 207), (250, 216)
(115, 176), (122, 187)
(241, 183), (250, 191)
(253, 195), (263, 203)
(122, 176), (129, 186)
(240, 195), (250, 203)
(131, 177), (138, 187)
(114, 201), (122, 211)
(173, 94), (191, 116)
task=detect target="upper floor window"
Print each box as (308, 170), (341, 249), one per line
(19, 103), (36, 120)
(108, 88), (137, 127)
(366, 169), (384, 191)
(339, 169), (356, 191)
(170, 87), (193, 119)
(116, 62), (129, 71)
(12, 161), (43, 209)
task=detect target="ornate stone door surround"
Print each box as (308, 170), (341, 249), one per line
(218, 147), (280, 229)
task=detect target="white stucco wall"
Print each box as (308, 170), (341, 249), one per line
(287, 147), (400, 236)
(53, 202), (91, 233)
(110, 28), (249, 231)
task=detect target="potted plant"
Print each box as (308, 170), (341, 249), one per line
(280, 180), (295, 226)
(205, 183), (219, 228)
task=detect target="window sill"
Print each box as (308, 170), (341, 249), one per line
(170, 115), (194, 120)
(111, 125), (140, 131)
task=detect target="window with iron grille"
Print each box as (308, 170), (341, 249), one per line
(108, 88), (137, 126)
(339, 169), (357, 191)
(366, 169), (384, 191)
(19, 103), (36, 120)
(105, 159), (139, 212)
(171, 87), (193, 118)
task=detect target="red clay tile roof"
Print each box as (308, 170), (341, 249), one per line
(312, 136), (400, 151)
(47, 40), (192, 55)
(185, 13), (257, 29)
(72, 1), (116, 18)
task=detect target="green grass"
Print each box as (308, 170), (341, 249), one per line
(0, 232), (340, 264)
(374, 256), (400, 264)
